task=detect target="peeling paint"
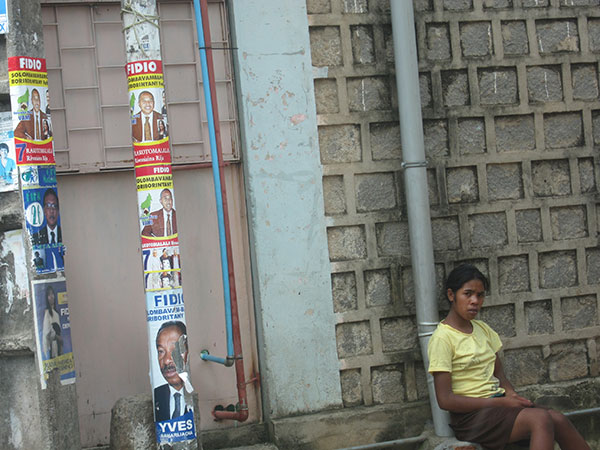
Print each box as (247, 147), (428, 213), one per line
(291, 114), (306, 125)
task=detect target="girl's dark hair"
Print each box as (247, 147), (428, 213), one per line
(445, 263), (489, 300)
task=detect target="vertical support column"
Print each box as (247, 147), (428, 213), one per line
(228, 0), (343, 419)
(121, 1), (199, 448)
(0, 0), (81, 449)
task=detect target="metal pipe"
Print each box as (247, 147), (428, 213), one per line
(564, 407), (600, 417)
(389, 2), (452, 437)
(192, 0), (234, 361)
(193, 0), (250, 422)
(336, 433), (427, 450)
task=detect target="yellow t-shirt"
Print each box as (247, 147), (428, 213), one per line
(427, 320), (504, 398)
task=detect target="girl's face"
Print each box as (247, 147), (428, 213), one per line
(47, 289), (55, 309)
(447, 279), (485, 322)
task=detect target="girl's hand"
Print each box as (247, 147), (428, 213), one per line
(501, 391), (533, 408)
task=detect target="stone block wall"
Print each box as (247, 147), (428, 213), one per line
(308, 0), (600, 411)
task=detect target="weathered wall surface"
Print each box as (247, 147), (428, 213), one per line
(308, 0), (600, 415)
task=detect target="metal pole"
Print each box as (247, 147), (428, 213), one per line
(389, 1), (453, 437)
(121, 0), (199, 448)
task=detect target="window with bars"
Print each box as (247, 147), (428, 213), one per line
(41, 0), (239, 173)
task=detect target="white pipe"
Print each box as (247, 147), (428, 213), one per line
(389, 2), (453, 437)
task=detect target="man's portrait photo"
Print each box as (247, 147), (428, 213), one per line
(32, 188), (62, 246)
(132, 90), (162, 143)
(141, 188), (177, 237)
(14, 88), (52, 141)
(153, 321), (191, 422)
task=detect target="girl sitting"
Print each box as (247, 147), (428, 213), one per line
(428, 263), (590, 450)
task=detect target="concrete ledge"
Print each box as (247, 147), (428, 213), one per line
(270, 402), (431, 450)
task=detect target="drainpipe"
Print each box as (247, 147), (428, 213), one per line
(192, 0), (250, 422)
(389, 2), (453, 437)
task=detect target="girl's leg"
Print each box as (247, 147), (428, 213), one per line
(509, 408), (554, 450)
(547, 410), (591, 450)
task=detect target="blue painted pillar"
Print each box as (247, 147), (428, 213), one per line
(229, 0), (342, 418)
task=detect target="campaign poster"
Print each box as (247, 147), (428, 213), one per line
(146, 290), (195, 443)
(31, 278), (75, 389)
(8, 57), (55, 166)
(0, 0), (7, 34)
(22, 174), (65, 274)
(0, 112), (17, 192)
(143, 244), (182, 291)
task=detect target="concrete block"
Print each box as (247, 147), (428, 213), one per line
(426, 23), (452, 61)
(457, 118), (486, 155)
(478, 67), (518, 105)
(460, 22), (493, 58)
(561, 295), (598, 331)
(347, 77), (391, 112)
(503, 347), (548, 386)
(498, 254), (530, 294)
(365, 268), (392, 307)
(572, 64), (599, 101)
(318, 124), (362, 164)
(495, 114), (535, 152)
(525, 300), (555, 335)
(487, 163), (523, 200)
(376, 221), (410, 256)
(402, 263), (447, 312)
(446, 166), (479, 204)
(536, 20), (579, 54)
(355, 172), (397, 213)
(479, 304), (516, 337)
(559, 0), (600, 5)
(342, 0), (368, 13)
(578, 158), (596, 193)
(109, 393), (157, 450)
(502, 20), (529, 55)
(538, 250), (578, 289)
(420, 72), (433, 108)
(383, 25), (394, 66)
(549, 341), (588, 381)
(441, 70), (469, 106)
(415, 0), (434, 11)
(380, 317), (418, 352)
(336, 321), (373, 358)
(484, 0), (513, 7)
(351, 25), (375, 65)
(527, 66), (563, 103)
(306, 0), (331, 14)
(370, 122), (401, 161)
(340, 369), (363, 407)
(550, 205), (588, 240)
(589, 19), (600, 52)
(544, 112), (583, 149)
(314, 79), (339, 114)
(531, 159), (571, 197)
(309, 26), (342, 67)
(523, 0), (549, 5)
(515, 209), (543, 242)
(327, 226), (368, 261)
(443, 0), (473, 10)
(586, 248), (600, 285)
(428, 169), (440, 206)
(323, 175), (346, 216)
(592, 111), (600, 145)
(371, 364), (404, 403)
(431, 217), (461, 251)
(332, 272), (358, 313)
(424, 120), (449, 157)
(468, 212), (508, 248)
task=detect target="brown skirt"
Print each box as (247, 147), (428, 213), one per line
(450, 406), (526, 450)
